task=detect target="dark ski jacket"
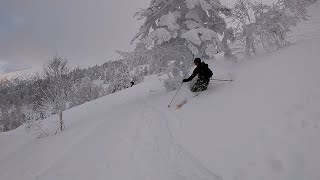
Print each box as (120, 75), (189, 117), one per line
(186, 62), (213, 81)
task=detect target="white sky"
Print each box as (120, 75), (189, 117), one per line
(0, 0), (150, 73)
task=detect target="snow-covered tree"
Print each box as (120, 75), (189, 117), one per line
(36, 56), (72, 133)
(107, 61), (131, 94)
(231, 0), (309, 56)
(221, 27), (237, 60)
(70, 77), (104, 106)
(118, 42), (194, 91)
(132, 0), (233, 59)
(231, 0), (258, 56)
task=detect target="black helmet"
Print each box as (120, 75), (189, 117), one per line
(194, 58), (201, 64)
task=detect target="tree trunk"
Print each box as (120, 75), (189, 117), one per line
(59, 111), (64, 131)
(245, 36), (251, 56)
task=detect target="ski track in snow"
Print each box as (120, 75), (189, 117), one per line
(93, 102), (222, 180)
(0, 98), (223, 180)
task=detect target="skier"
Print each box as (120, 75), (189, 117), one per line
(182, 58), (213, 92)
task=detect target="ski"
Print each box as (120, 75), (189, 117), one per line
(176, 99), (187, 110)
(175, 93), (200, 110)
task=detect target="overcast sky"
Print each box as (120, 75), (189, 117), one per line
(0, 0), (150, 74)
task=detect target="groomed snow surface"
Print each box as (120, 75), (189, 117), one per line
(1, 3), (320, 180)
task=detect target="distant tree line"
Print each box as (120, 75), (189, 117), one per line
(0, 55), (148, 132)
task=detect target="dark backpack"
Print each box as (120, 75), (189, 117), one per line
(198, 63), (213, 79)
(205, 68), (213, 78)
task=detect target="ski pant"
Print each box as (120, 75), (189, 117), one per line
(190, 78), (209, 92)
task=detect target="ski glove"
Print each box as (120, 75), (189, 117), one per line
(182, 79), (189, 83)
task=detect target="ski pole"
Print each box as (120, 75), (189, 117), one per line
(168, 83), (183, 108)
(210, 78), (233, 82)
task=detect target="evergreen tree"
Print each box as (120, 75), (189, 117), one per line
(132, 0), (233, 59)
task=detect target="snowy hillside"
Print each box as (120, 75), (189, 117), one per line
(1, 2), (320, 180)
(0, 66), (42, 81)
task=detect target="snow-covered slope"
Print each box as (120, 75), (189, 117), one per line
(1, 3), (320, 180)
